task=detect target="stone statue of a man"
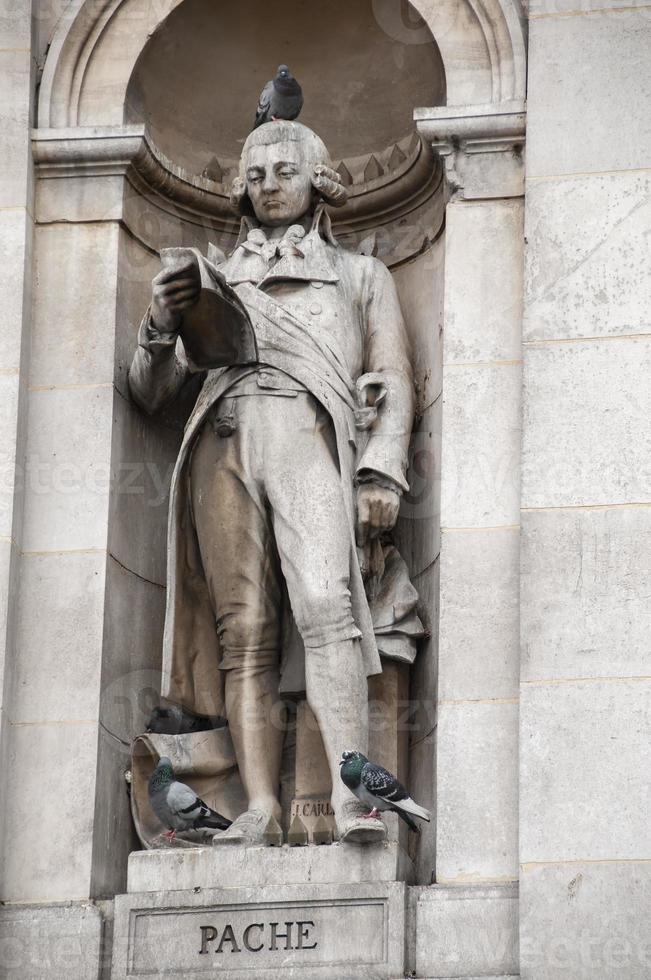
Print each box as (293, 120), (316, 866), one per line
(129, 121), (414, 844)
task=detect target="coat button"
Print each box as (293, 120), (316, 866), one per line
(310, 302), (322, 315)
(311, 280), (324, 289)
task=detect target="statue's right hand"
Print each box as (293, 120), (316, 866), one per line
(151, 262), (201, 334)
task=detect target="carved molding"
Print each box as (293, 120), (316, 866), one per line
(32, 126), (445, 266)
(414, 101), (526, 200)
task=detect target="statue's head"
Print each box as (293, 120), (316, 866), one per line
(231, 121), (347, 226)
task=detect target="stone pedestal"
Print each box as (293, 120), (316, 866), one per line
(415, 884), (519, 978)
(112, 844), (411, 979)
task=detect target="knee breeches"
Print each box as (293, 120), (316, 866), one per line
(189, 393), (360, 670)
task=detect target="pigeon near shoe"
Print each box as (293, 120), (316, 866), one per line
(148, 757), (231, 840)
(336, 798), (386, 844)
(339, 750), (431, 833)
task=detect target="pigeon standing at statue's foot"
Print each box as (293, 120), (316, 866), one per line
(339, 750), (431, 833)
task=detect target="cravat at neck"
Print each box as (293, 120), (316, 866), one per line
(244, 225), (306, 262)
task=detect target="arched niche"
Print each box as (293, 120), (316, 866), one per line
(111, 0), (447, 266)
(124, 0), (446, 176)
(38, 0), (526, 130)
(29, 0), (527, 895)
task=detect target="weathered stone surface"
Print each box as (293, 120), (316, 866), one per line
(524, 170), (651, 343)
(0, 50), (31, 210)
(89, 554), (166, 899)
(403, 551), (438, 884)
(35, 173), (125, 226)
(0, 0), (32, 50)
(397, 395), (441, 578)
(522, 338), (651, 509)
(450, 143), (525, 200)
(0, 373), (20, 540)
(0, 538), (15, 663)
(91, 722), (140, 900)
(0, 903), (103, 980)
(112, 881), (406, 979)
(521, 506), (651, 682)
(99, 555), (166, 742)
(527, 10), (651, 178)
(30, 223), (119, 388)
(436, 701), (519, 882)
(445, 199), (523, 364)
(114, 226), (161, 392)
(520, 678), (650, 863)
(441, 364), (521, 528)
(530, 0), (650, 13)
(0, 208), (32, 372)
(21, 385), (113, 552)
(107, 390), (179, 589)
(408, 733), (437, 886)
(439, 526), (519, 702)
(416, 884), (519, 979)
(520, 861), (651, 979)
(127, 840), (413, 893)
(12, 550), (106, 722)
(393, 238), (444, 414)
(2, 720), (98, 902)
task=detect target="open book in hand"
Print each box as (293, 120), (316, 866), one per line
(160, 247), (258, 370)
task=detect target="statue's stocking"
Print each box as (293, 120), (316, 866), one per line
(224, 662), (283, 821)
(305, 638), (385, 841)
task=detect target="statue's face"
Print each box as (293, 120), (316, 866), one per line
(245, 140), (313, 226)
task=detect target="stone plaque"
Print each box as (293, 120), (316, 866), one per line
(112, 882), (406, 980)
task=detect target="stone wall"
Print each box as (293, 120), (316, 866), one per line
(519, 7), (651, 978)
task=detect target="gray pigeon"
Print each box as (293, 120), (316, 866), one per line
(254, 65), (303, 129)
(339, 750), (431, 833)
(148, 757), (231, 840)
(146, 704), (226, 736)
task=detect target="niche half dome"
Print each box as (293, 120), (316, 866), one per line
(127, 0), (445, 174)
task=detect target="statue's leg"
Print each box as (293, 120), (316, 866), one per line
(223, 662), (283, 822)
(190, 412), (284, 843)
(264, 394), (385, 843)
(305, 639), (385, 843)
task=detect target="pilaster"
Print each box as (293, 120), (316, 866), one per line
(414, 102), (525, 978)
(0, 0), (35, 891)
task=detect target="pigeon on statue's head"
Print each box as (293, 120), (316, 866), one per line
(253, 65), (303, 129)
(339, 750), (431, 833)
(148, 756), (231, 841)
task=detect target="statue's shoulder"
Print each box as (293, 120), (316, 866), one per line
(336, 246), (394, 297)
(335, 240), (388, 277)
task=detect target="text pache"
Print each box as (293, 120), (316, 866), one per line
(199, 920), (317, 955)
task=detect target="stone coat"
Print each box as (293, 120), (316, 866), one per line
(128, 213), (414, 716)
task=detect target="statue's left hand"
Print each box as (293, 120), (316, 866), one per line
(355, 484), (400, 546)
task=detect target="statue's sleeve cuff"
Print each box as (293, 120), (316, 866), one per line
(138, 308), (179, 353)
(354, 469), (405, 496)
